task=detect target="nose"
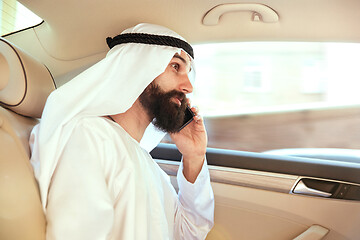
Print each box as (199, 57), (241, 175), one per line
(180, 74), (193, 94)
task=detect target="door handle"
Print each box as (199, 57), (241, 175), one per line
(293, 180), (332, 198)
(293, 225), (329, 240)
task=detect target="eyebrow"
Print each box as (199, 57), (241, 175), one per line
(173, 54), (192, 72)
(173, 54), (187, 64)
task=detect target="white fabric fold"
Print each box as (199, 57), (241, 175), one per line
(175, 159), (215, 240)
(44, 117), (214, 240)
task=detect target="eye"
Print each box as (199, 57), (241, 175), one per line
(170, 63), (180, 71)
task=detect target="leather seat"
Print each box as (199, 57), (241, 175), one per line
(0, 37), (56, 240)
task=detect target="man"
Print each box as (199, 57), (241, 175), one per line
(30, 23), (214, 239)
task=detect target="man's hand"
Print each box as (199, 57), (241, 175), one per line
(170, 105), (208, 183)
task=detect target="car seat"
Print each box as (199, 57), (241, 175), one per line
(0, 37), (56, 240)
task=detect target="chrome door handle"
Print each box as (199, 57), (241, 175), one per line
(293, 180), (332, 198)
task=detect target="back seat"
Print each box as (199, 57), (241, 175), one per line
(0, 37), (56, 240)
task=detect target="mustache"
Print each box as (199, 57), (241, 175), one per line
(162, 90), (186, 104)
(147, 82), (186, 104)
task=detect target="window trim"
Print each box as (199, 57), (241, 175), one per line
(1, 20), (44, 38)
(151, 143), (360, 185)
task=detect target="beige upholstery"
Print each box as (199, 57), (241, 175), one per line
(0, 38), (56, 240)
(0, 38), (55, 118)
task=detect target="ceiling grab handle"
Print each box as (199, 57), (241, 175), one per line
(202, 3), (279, 26)
(293, 225), (329, 240)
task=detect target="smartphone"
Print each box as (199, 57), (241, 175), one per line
(178, 106), (195, 132)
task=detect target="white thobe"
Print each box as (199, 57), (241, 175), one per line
(44, 117), (214, 240)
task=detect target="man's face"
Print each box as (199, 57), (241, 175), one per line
(139, 51), (193, 133)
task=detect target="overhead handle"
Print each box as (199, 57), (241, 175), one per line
(202, 3), (279, 26)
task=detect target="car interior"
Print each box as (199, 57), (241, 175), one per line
(1, 0), (360, 240)
(0, 37), (55, 239)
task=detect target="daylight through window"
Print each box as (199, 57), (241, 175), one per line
(0, 0), (42, 36)
(179, 42), (360, 152)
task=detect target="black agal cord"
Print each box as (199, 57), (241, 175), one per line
(106, 33), (194, 59)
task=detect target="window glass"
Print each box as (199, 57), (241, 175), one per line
(0, 0), (42, 36)
(163, 42), (360, 153)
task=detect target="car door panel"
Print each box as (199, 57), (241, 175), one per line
(153, 143), (360, 240)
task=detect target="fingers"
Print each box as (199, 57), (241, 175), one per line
(191, 106), (203, 124)
(190, 106), (198, 114)
(195, 113), (203, 124)
(186, 98), (203, 124)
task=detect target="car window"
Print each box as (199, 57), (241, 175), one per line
(163, 42), (360, 152)
(0, 0), (42, 36)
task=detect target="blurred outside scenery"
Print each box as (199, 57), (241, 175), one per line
(181, 42), (360, 152)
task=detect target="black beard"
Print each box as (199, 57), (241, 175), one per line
(139, 83), (187, 133)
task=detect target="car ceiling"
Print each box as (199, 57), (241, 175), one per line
(6, 0), (360, 79)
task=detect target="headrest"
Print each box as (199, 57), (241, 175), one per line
(0, 38), (56, 118)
